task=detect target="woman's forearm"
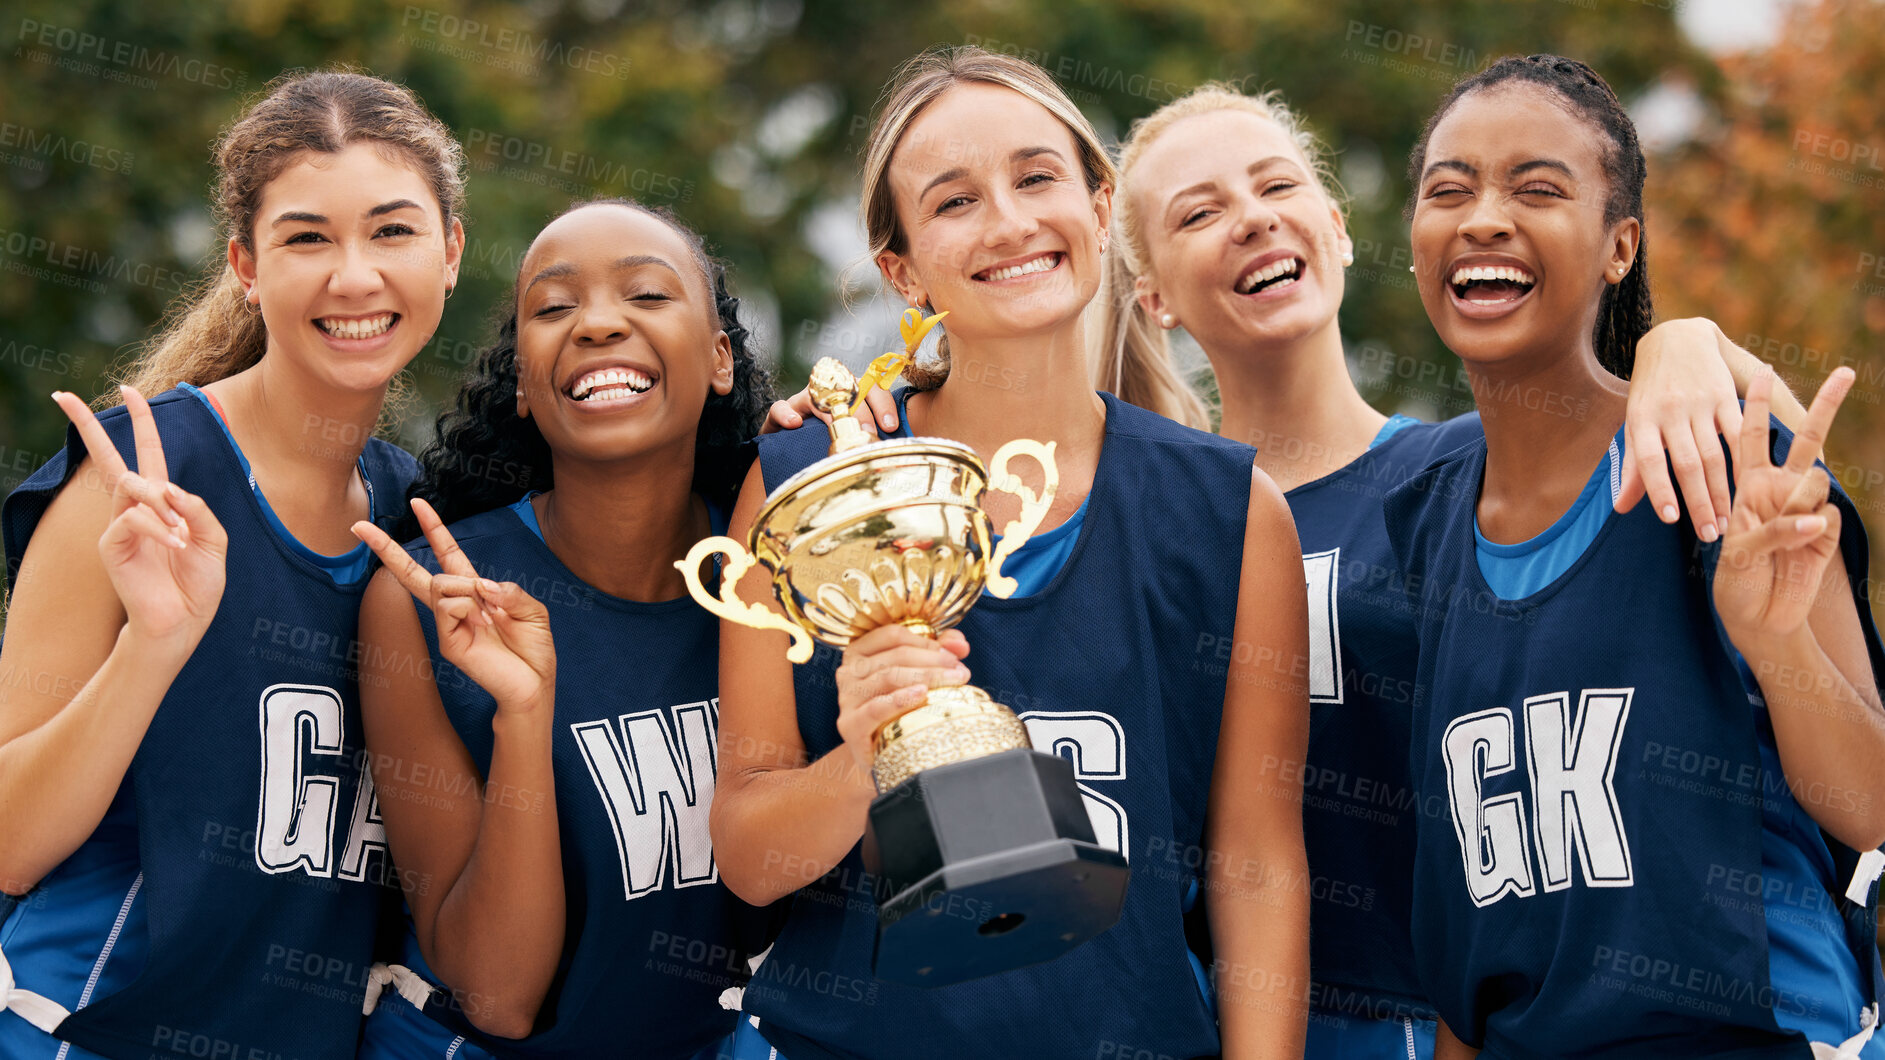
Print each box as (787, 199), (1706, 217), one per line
(710, 742), (877, 905)
(0, 626), (191, 892)
(1209, 847), (1311, 1060)
(1740, 626), (1885, 851)
(423, 699), (565, 1038)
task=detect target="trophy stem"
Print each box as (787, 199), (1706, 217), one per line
(871, 685), (1033, 793)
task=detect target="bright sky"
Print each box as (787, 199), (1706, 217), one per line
(1677, 0), (1797, 53)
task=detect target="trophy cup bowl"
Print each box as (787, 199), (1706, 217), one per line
(677, 343), (1129, 986)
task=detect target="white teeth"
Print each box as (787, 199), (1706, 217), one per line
(569, 366), (654, 400)
(979, 254), (1059, 282)
(1237, 258), (1301, 293)
(1448, 265), (1536, 286)
(318, 313), (395, 339)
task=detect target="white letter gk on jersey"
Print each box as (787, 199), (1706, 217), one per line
(1444, 688), (1635, 906)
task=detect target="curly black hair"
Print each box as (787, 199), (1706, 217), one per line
(1406, 55), (1652, 380)
(402, 198), (774, 537)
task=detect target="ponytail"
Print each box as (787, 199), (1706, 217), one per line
(1596, 237), (1652, 380)
(122, 267), (267, 400)
(1091, 239), (1212, 430)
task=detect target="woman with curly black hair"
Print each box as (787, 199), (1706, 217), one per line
(350, 198), (776, 1060)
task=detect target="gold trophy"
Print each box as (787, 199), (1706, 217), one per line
(677, 310), (1129, 986)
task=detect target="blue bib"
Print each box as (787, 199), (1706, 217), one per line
(397, 503), (773, 1059)
(1382, 422), (1885, 1059)
(1284, 412), (1482, 1024)
(1, 388), (417, 1060)
(746, 392), (1255, 1060)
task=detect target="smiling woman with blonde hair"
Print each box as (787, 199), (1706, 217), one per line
(709, 46), (1314, 1060)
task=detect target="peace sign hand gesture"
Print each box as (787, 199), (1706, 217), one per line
(53, 386), (229, 651)
(1713, 367), (1855, 648)
(353, 498), (557, 714)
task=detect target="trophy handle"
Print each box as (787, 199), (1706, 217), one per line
(983, 440), (1059, 599)
(675, 537), (816, 664)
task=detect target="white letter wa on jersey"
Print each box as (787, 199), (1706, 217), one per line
(573, 700), (720, 900)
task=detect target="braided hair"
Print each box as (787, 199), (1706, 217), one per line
(405, 198), (774, 536)
(1406, 55), (1653, 379)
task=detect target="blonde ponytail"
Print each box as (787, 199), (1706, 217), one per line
(1091, 234), (1212, 430)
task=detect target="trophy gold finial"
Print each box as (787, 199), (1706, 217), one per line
(808, 308), (944, 455)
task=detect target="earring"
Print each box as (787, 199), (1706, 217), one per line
(1159, 314), (1176, 329)
(244, 295), (261, 315)
(1408, 265), (1416, 273)
(445, 284), (456, 300)
(1341, 248), (1354, 267)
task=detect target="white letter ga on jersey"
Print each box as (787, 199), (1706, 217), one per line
(254, 683), (388, 881)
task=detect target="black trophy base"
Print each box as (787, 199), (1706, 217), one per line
(862, 747), (1130, 986)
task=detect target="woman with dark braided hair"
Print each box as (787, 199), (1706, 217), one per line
(1101, 77), (1816, 1060)
(349, 198), (777, 1060)
(1385, 55), (1885, 1058)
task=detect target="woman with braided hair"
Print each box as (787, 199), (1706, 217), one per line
(1102, 72), (1816, 1060)
(350, 198), (777, 1060)
(1385, 55), (1885, 1058)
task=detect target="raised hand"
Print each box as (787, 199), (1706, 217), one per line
(53, 387), (229, 649)
(1713, 367), (1854, 647)
(354, 498), (556, 712)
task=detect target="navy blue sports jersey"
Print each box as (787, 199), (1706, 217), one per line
(394, 502), (772, 1060)
(1284, 413), (1481, 1027)
(745, 391), (1256, 1060)
(0, 387), (416, 1060)
(1383, 423), (1885, 1059)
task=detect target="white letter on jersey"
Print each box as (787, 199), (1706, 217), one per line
(1019, 711), (1128, 857)
(1443, 707), (1536, 906)
(336, 771), (389, 883)
(255, 684), (346, 877)
(1302, 549), (1343, 704)
(1524, 688), (1634, 891)
(572, 700), (719, 900)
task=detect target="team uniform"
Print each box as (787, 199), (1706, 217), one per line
(740, 390), (1254, 1060)
(1285, 412), (1483, 1060)
(0, 384), (415, 1060)
(1383, 422), (1885, 1058)
(355, 493), (773, 1060)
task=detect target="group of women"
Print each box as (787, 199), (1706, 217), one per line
(0, 43), (1880, 1060)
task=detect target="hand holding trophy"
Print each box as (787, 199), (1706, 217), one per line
(677, 310), (1129, 986)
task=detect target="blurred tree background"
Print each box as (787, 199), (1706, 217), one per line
(1, 0), (1880, 627)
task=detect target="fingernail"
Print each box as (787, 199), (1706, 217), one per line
(1798, 515), (1826, 534)
(480, 578), (501, 593)
(1713, 522), (1725, 540)
(1660, 504), (1678, 522)
(1699, 524), (1718, 543)
(940, 648), (957, 664)
(884, 412), (899, 429)
(170, 533), (188, 549)
(166, 482), (185, 501)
